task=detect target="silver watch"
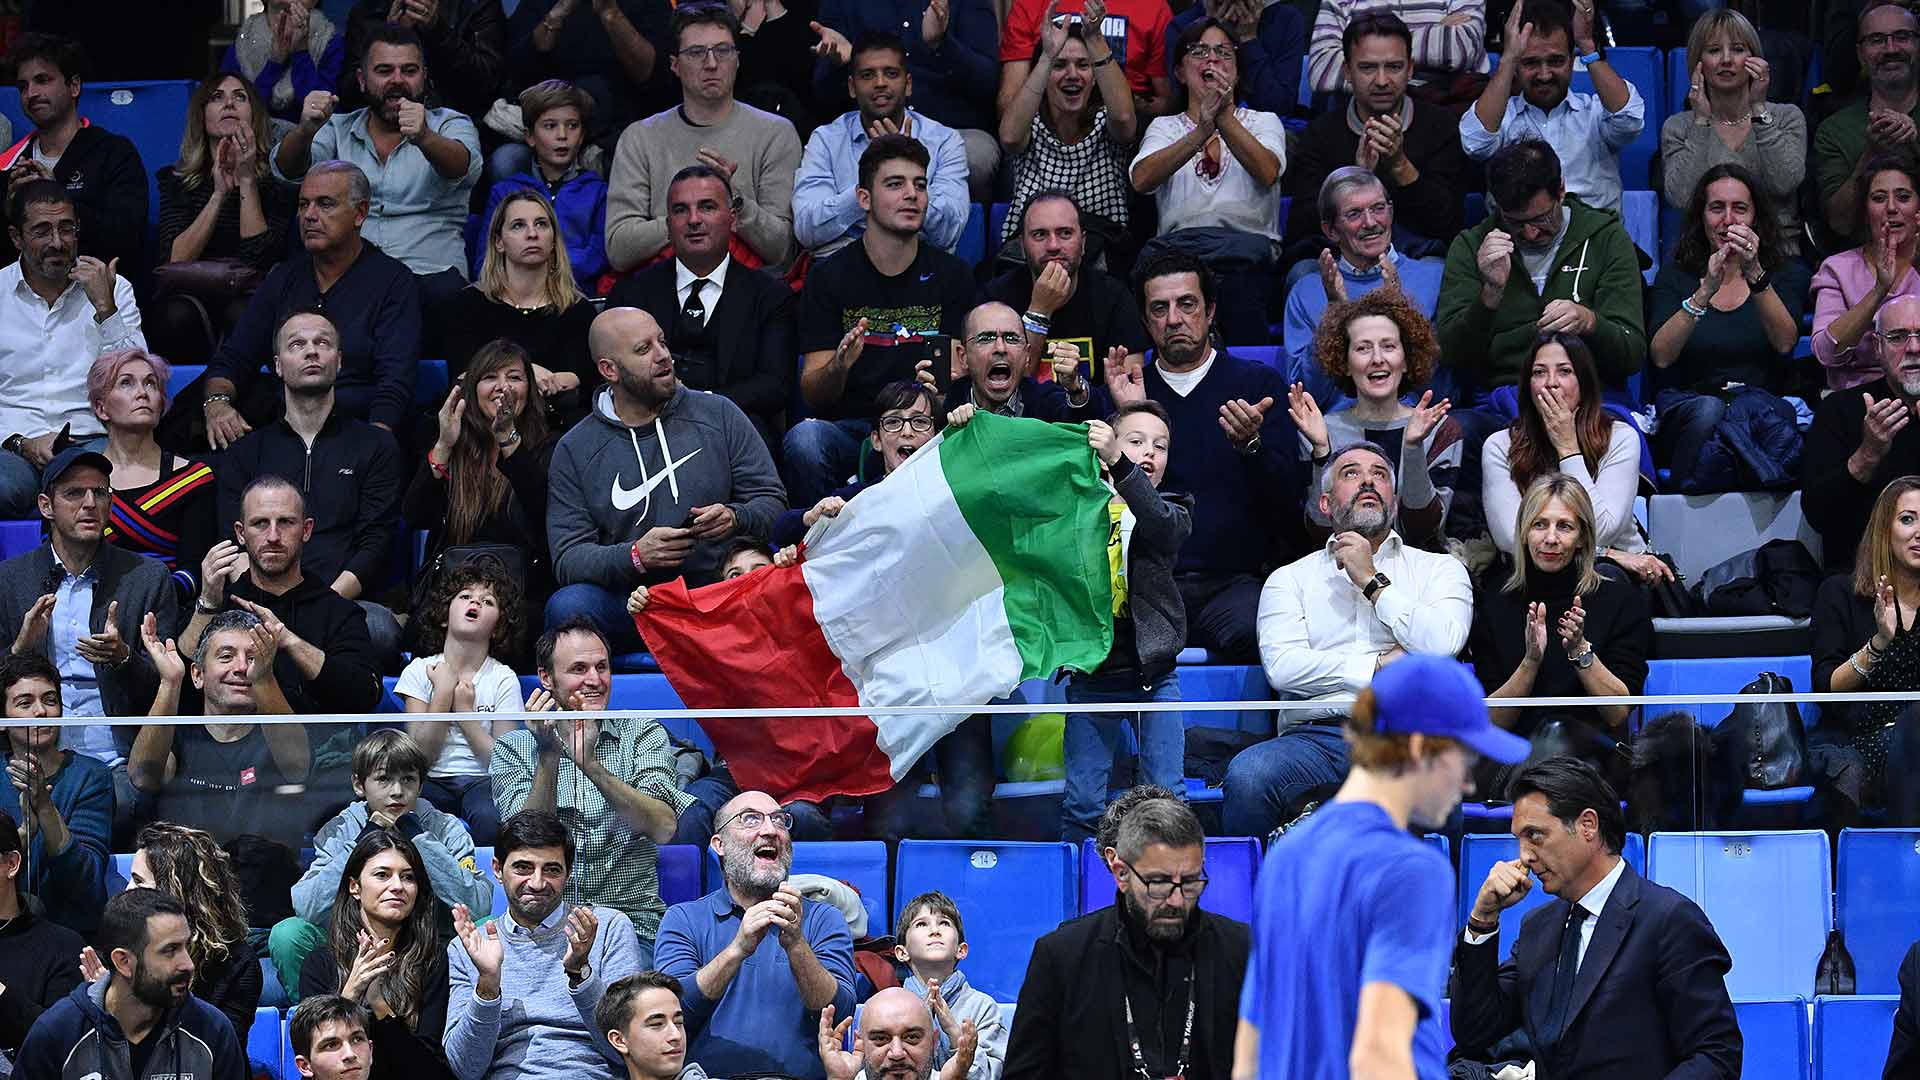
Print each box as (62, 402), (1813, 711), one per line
(1568, 645), (1596, 670)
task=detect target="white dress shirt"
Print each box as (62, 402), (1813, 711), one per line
(674, 254), (732, 328)
(1458, 85), (1645, 213)
(1465, 855), (1626, 965)
(1255, 530), (1474, 720)
(0, 262), (144, 441)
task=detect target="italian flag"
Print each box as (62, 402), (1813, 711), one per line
(634, 413), (1115, 804)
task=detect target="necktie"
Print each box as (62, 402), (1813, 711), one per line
(1542, 905), (1590, 1050)
(683, 278), (708, 326)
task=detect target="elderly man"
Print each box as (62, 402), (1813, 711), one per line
(1281, 166), (1447, 404)
(819, 986), (979, 1080)
(655, 789), (857, 1080)
(201, 161), (421, 447)
(1460, 0), (1643, 214)
(1221, 441), (1472, 838)
(1804, 293), (1920, 568)
(273, 23), (481, 302)
(1818, 2), (1920, 246)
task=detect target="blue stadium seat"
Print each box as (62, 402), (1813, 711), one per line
(1622, 189), (1660, 282)
(1076, 836), (1260, 923)
(472, 845), (508, 918)
(1173, 664), (1275, 735)
(958, 203), (987, 266)
(1572, 48), (1663, 190)
(1736, 997), (1810, 1080)
(247, 1006), (285, 1079)
(707, 840), (890, 934)
(1667, 48), (1690, 118)
(895, 840), (1076, 1001)
(1837, 828), (1920, 995)
(988, 202), (1010, 247)
(0, 520), (40, 560)
(416, 359), (450, 408)
(659, 843), (704, 907)
(166, 363), (204, 404)
(112, 851), (134, 883)
(1813, 994), (1897, 1079)
(1424, 833), (1450, 862)
(1648, 830), (1831, 999)
(1642, 656), (1818, 730)
(1455, 833), (1646, 958)
(79, 81), (196, 234)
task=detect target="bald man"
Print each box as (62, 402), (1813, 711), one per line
(818, 987), (981, 1080)
(546, 306), (788, 652)
(941, 301), (1095, 424)
(1805, 292), (1920, 569)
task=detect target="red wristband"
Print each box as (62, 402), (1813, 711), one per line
(630, 540), (647, 574)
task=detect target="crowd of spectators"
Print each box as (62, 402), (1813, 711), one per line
(6, 0), (1920, 1074)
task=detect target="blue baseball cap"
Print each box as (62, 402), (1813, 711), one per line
(1370, 654), (1530, 764)
(40, 446), (110, 496)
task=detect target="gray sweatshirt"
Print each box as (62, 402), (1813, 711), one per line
(444, 903), (642, 1080)
(902, 969), (1007, 1080)
(548, 385), (787, 591)
(292, 800), (494, 923)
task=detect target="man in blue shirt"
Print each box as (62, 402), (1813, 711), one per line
(1233, 654), (1527, 1079)
(655, 788), (857, 1080)
(794, 30), (970, 260)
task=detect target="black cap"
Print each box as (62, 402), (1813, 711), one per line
(40, 446), (110, 496)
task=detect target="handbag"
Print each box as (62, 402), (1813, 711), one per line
(151, 257), (265, 299)
(1643, 552), (1700, 618)
(1709, 672), (1810, 790)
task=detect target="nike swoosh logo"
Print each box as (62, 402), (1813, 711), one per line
(611, 447), (703, 511)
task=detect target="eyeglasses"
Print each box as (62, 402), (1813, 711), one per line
(968, 330), (1025, 348)
(1119, 858), (1208, 901)
(716, 809), (794, 832)
(1339, 199), (1393, 227)
(24, 222), (78, 241)
(877, 414), (936, 433)
(1880, 328), (1920, 346)
(678, 44), (740, 64)
(1501, 198), (1563, 233)
(1184, 43), (1236, 61)
(1860, 30), (1919, 48)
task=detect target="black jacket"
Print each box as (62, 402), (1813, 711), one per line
(1890, 941), (1920, 1079)
(221, 573), (383, 715)
(0, 543), (180, 719)
(1802, 378), (1920, 570)
(1005, 900), (1249, 1080)
(941, 377), (1087, 424)
(0, 123), (147, 284)
(401, 432), (558, 604)
(607, 259), (797, 432)
(0, 895), (85, 1060)
(217, 408), (403, 591)
(1450, 862), (1742, 1079)
(339, 0), (508, 120)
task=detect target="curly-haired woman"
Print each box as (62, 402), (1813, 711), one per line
(121, 822), (261, 1043)
(396, 560), (527, 846)
(1285, 288), (1462, 548)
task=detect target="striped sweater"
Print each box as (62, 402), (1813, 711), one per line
(1307, 0), (1488, 94)
(98, 454), (217, 604)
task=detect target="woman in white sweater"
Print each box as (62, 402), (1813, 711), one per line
(1482, 333), (1671, 585)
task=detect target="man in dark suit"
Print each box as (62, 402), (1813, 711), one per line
(1451, 757), (1742, 1078)
(607, 163), (794, 453)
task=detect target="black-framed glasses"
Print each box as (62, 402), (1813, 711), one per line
(968, 330), (1025, 348)
(1500, 198), (1564, 233)
(678, 44), (740, 64)
(1860, 30), (1918, 48)
(877, 414), (936, 434)
(1184, 43), (1236, 61)
(1119, 858), (1208, 901)
(716, 809), (794, 833)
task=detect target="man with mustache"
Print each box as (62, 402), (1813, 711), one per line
(1005, 796), (1246, 1078)
(0, 35), (148, 290)
(0, 182), (144, 520)
(275, 23), (482, 306)
(1460, 0), (1642, 214)
(794, 30), (970, 260)
(1819, 3), (1920, 246)
(655, 789), (857, 1080)
(1805, 293), (1920, 568)
(1220, 441), (1472, 838)
(15, 889), (247, 1080)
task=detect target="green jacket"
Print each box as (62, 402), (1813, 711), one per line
(1436, 196), (1647, 391)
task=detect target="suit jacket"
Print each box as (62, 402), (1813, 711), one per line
(0, 544), (179, 720)
(1450, 862), (1742, 1079)
(606, 258), (796, 430)
(1889, 941), (1920, 1079)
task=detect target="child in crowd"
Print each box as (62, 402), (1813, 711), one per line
(479, 79), (609, 291)
(894, 890), (1007, 1080)
(624, 540), (788, 616)
(397, 561), (528, 845)
(270, 730), (494, 996)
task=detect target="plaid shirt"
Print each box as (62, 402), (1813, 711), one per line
(491, 717), (695, 940)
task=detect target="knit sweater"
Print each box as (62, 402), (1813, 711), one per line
(605, 103), (803, 272)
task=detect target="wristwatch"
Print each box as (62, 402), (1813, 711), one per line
(1362, 572), (1390, 602)
(1568, 644), (1597, 669)
(567, 963), (592, 988)
(1238, 436), (1262, 456)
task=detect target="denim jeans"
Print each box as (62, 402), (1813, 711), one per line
(1221, 723), (1352, 837)
(423, 774), (501, 846)
(671, 763), (833, 848)
(1062, 671), (1184, 843)
(545, 583), (647, 654)
(1653, 390), (1727, 493)
(865, 712), (998, 844)
(781, 419), (872, 509)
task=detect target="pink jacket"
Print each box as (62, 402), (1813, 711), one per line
(1811, 247), (1920, 390)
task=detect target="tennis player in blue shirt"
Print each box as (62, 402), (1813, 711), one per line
(1232, 653), (1529, 1079)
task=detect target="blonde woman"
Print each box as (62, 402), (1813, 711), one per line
(1466, 473), (1651, 792)
(428, 188), (595, 423)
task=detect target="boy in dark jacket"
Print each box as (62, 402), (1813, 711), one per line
(477, 79), (609, 290)
(15, 888), (248, 1080)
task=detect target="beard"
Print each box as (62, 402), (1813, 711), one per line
(721, 842), (791, 901)
(131, 958), (191, 1010)
(1329, 486), (1395, 538)
(1122, 886), (1191, 943)
(616, 364), (674, 408)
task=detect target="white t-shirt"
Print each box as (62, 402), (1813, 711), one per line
(1158, 350), (1216, 396)
(1132, 108), (1288, 242)
(394, 654), (523, 778)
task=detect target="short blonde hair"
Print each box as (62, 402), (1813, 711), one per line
(1685, 9), (1763, 83)
(1504, 473), (1604, 596)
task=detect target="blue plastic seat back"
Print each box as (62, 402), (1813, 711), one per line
(1813, 994), (1897, 1079)
(959, 203), (987, 266)
(895, 840), (1076, 1001)
(1735, 997), (1810, 1080)
(1641, 656), (1816, 730)
(1837, 828), (1920, 994)
(246, 1006), (284, 1079)
(1648, 831), (1832, 999)
(658, 843), (704, 907)
(707, 840), (890, 935)
(79, 81), (196, 233)
(1571, 48), (1663, 189)
(471, 845), (507, 918)
(0, 520), (42, 561)
(1076, 836), (1260, 924)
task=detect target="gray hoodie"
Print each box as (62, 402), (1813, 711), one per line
(901, 969), (1006, 1080)
(548, 385), (787, 590)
